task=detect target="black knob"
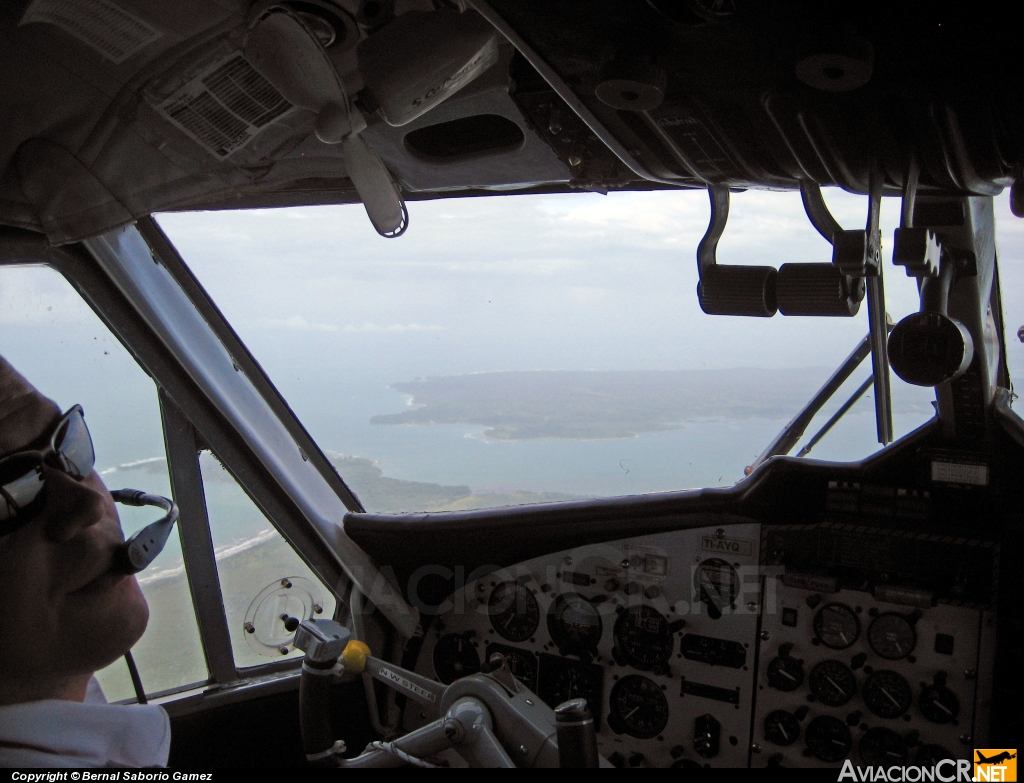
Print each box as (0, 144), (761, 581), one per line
(282, 615), (300, 633)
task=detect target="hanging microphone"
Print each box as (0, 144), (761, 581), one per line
(110, 489), (179, 575)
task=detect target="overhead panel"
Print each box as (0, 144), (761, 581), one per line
(156, 53), (297, 160)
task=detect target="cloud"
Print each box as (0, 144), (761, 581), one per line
(254, 315), (340, 332)
(343, 322), (446, 333)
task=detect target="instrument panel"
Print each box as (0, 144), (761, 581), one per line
(405, 522), (996, 768)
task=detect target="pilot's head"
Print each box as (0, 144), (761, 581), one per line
(0, 355), (149, 705)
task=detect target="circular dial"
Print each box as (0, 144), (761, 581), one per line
(859, 727), (909, 765)
(613, 605), (674, 670)
(814, 603), (861, 650)
(544, 662), (603, 716)
(868, 613), (917, 660)
(805, 715), (852, 763)
(694, 558), (738, 614)
(863, 670), (913, 719)
(766, 654), (805, 691)
(547, 593), (603, 653)
(432, 633), (480, 684)
(485, 643), (537, 691)
(809, 659), (857, 707)
(488, 581), (540, 642)
(764, 709), (801, 746)
(919, 683), (960, 724)
(608, 675), (670, 739)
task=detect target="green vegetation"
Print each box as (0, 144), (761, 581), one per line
(328, 453), (579, 512)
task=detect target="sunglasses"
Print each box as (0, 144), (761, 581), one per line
(0, 405), (95, 535)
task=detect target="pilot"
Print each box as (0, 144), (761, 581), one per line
(0, 355), (170, 767)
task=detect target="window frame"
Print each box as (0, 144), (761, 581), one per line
(0, 225), (408, 701)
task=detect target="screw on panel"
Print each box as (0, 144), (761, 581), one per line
(716, 529), (725, 538)
(281, 579), (292, 588)
(564, 556), (573, 566)
(760, 631), (770, 641)
(244, 622), (255, 634)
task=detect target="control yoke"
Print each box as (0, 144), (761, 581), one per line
(294, 619), (606, 768)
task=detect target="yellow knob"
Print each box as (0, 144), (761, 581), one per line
(343, 639), (371, 673)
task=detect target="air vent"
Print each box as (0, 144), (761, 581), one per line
(157, 54), (295, 159)
(20, 0), (162, 65)
(404, 114), (525, 162)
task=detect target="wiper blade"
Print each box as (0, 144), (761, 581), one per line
(796, 375), (874, 458)
(747, 325), (892, 473)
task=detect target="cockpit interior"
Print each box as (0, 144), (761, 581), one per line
(1, 0), (1021, 770)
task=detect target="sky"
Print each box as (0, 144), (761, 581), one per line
(2, 185), (1020, 489)
(155, 186), (1024, 387)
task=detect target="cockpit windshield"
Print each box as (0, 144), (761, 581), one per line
(151, 188), (1022, 514)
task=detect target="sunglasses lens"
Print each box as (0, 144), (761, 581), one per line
(0, 461), (44, 522)
(53, 408), (95, 480)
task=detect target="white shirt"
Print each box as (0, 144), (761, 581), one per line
(0, 678), (170, 767)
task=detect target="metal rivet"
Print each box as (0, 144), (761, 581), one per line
(716, 529), (725, 538)
(564, 556), (573, 566)
(760, 631), (770, 641)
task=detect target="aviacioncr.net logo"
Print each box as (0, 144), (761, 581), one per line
(838, 759), (974, 782)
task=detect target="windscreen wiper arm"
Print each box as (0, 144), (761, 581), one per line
(747, 325), (892, 473)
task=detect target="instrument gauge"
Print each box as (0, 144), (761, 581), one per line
(863, 670), (913, 719)
(613, 604), (674, 671)
(916, 745), (953, 765)
(813, 603), (861, 650)
(867, 613), (917, 660)
(488, 581), (540, 643)
(766, 654), (805, 691)
(608, 675), (670, 739)
(764, 709), (800, 746)
(432, 633), (480, 684)
(809, 659), (857, 707)
(859, 727), (909, 765)
(537, 653), (604, 727)
(919, 683), (960, 724)
(805, 715), (852, 763)
(547, 593), (603, 654)
(694, 558), (738, 616)
(485, 642), (538, 691)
